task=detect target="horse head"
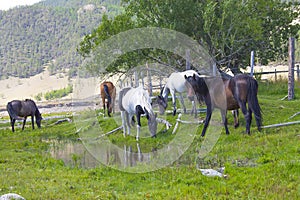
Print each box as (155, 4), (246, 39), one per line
(156, 86), (169, 115)
(156, 95), (167, 115)
(184, 74), (209, 99)
(144, 107), (157, 137)
(184, 74), (198, 98)
(35, 111), (43, 128)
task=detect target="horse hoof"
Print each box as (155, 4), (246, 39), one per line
(173, 110), (176, 116)
(151, 135), (157, 138)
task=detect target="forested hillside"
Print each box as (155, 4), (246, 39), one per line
(0, 0), (122, 79)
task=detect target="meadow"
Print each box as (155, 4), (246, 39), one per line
(0, 80), (299, 199)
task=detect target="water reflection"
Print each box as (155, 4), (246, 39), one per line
(47, 139), (152, 168)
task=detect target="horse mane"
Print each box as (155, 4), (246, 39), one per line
(25, 99), (41, 118)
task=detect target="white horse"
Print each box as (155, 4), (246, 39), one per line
(119, 86), (157, 141)
(157, 70), (199, 116)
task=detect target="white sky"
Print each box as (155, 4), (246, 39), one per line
(0, 0), (43, 11)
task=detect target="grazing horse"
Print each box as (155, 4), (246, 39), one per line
(119, 86), (157, 141)
(100, 81), (116, 117)
(157, 70), (198, 116)
(185, 73), (262, 136)
(6, 99), (42, 132)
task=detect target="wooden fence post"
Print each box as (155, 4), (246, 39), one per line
(288, 37), (295, 100)
(147, 63), (153, 96)
(250, 51), (255, 77)
(297, 65), (300, 82)
(134, 70), (139, 87)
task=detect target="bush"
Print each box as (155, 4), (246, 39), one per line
(44, 85), (73, 100)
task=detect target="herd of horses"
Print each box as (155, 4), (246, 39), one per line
(6, 69), (262, 141)
(99, 69), (262, 140)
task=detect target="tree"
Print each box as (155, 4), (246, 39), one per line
(79, 0), (300, 75)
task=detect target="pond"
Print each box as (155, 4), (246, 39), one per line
(47, 139), (154, 169)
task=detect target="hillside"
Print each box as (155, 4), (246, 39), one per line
(0, 0), (123, 79)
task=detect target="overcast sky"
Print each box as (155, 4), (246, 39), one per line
(0, 0), (43, 11)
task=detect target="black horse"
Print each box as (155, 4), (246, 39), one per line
(185, 73), (262, 136)
(6, 99), (42, 132)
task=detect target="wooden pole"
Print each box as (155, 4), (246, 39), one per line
(147, 63), (153, 96)
(288, 37), (295, 100)
(134, 70), (139, 87)
(297, 65), (300, 82)
(250, 51), (255, 77)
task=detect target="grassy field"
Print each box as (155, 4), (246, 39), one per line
(0, 80), (299, 199)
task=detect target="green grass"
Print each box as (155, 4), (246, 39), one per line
(0, 80), (299, 199)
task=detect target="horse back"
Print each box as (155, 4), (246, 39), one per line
(100, 81), (116, 97)
(118, 87), (132, 111)
(166, 72), (187, 93)
(7, 99), (37, 118)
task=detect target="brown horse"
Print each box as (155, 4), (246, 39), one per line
(100, 81), (116, 117)
(185, 73), (262, 136)
(6, 99), (42, 132)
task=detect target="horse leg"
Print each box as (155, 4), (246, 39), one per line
(112, 97), (116, 114)
(135, 105), (145, 141)
(170, 90), (177, 116)
(107, 101), (111, 117)
(201, 96), (213, 137)
(121, 111), (127, 137)
(247, 108), (253, 134)
(232, 110), (239, 128)
(102, 98), (106, 117)
(187, 94), (197, 118)
(179, 93), (186, 114)
(221, 109), (230, 135)
(239, 101), (251, 134)
(31, 115), (35, 130)
(22, 117), (27, 131)
(11, 117), (15, 132)
(125, 112), (131, 135)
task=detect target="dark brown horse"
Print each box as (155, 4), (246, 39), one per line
(185, 73), (262, 136)
(100, 81), (116, 117)
(6, 99), (42, 132)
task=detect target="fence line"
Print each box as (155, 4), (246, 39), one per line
(251, 64), (300, 82)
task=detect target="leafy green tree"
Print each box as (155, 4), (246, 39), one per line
(79, 0), (300, 74)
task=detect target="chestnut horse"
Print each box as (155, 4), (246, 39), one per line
(185, 74), (262, 136)
(100, 81), (116, 117)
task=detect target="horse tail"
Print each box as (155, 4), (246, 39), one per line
(247, 77), (262, 129)
(103, 84), (112, 104)
(6, 102), (22, 120)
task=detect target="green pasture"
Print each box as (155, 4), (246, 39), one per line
(0, 80), (299, 199)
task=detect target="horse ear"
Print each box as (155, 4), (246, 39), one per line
(184, 75), (187, 79)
